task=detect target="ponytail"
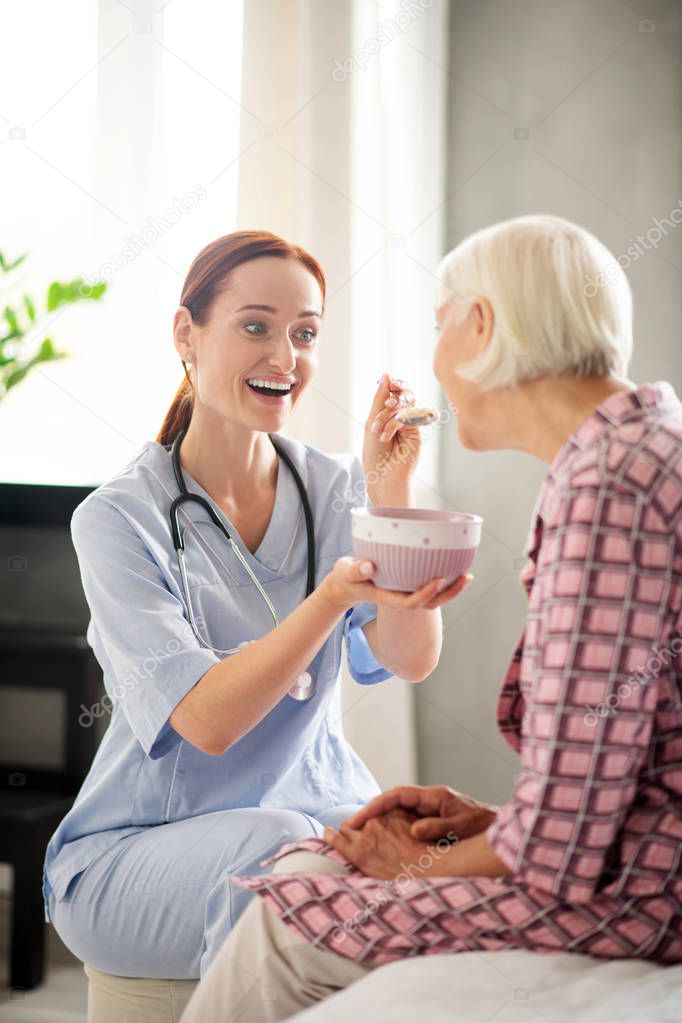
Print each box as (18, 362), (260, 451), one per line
(155, 362), (193, 447)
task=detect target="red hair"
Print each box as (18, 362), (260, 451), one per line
(156, 230), (326, 447)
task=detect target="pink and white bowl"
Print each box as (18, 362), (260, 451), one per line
(351, 507), (483, 592)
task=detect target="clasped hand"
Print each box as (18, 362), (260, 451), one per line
(323, 784), (497, 880)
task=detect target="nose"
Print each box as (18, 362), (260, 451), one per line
(267, 333), (296, 374)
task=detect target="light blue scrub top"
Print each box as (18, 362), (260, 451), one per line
(42, 435), (392, 922)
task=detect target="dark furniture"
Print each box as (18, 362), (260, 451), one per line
(0, 481), (102, 991)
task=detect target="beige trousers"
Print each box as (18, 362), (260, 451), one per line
(84, 963), (198, 1022)
(179, 851), (374, 1023)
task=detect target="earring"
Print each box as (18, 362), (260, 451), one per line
(185, 352), (193, 363)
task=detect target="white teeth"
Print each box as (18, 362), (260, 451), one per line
(247, 378), (293, 392)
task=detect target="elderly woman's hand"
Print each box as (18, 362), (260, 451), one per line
(344, 785), (497, 842)
(323, 808), (439, 880)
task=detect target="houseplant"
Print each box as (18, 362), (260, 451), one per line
(0, 248), (107, 401)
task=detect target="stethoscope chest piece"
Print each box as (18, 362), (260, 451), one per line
(288, 670), (317, 701)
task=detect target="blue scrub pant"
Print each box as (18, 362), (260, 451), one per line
(47, 804), (359, 980)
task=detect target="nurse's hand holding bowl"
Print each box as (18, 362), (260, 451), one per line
(42, 229), (472, 991)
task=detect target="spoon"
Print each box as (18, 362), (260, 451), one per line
(394, 405), (438, 426)
(382, 380), (439, 426)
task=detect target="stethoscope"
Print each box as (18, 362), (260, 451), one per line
(169, 425), (317, 701)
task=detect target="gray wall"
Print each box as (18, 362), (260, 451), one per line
(415, 0), (682, 803)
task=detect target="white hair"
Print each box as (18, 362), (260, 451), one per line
(436, 214), (633, 390)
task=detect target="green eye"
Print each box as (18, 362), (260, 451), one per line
(244, 322), (267, 336)
(296, 328), (317, 344)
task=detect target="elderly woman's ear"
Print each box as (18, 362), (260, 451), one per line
(467, 296), (495, 358)
(434, 295), (495, 382)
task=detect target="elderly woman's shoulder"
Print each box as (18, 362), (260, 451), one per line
(549, 403), (682, 536)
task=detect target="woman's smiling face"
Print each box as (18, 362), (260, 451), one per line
(178, 255), (323, 431)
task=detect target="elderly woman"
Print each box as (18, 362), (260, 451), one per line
(180, 215), (682, 1023)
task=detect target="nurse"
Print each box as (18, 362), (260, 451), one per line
(42, 230), (472, 981)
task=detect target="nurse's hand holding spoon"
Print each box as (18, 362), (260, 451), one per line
(363, 373), (423, 507)
(343, 371), (474, 682)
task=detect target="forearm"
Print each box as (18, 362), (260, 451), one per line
(424, 830), (512, 878)
(363, 607), (442, 681)
(171, 579), (345, 755)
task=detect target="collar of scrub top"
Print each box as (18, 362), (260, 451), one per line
(168, 424), (318, 700)
(169, 424), (316, 597)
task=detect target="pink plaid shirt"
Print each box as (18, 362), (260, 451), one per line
(235, 382), (682, 965)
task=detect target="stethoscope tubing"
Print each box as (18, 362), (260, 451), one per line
(169, 425), (316, 659)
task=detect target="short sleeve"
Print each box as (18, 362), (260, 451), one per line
(71, 496), (221, 758)
(340, 456), (393, 686)
(344, 603), (393, 685)
(487, 485), (669, 902)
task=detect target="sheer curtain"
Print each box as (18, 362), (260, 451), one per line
(237, 0), (449, 786)
(0, 0), (244, 485)
(1, 0), (447, 785)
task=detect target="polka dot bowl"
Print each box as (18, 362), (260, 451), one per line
(351, 506), (483, 592)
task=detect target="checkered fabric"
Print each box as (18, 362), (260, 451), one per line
(234, 382), (682, 966)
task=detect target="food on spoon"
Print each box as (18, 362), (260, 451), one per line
(394, 405), (438, 426)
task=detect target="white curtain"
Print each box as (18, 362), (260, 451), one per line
(237, 0), (449, 786)
(0, 0), (244, 485)
(1, 0), (447, 787)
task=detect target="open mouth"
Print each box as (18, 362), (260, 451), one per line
(246, 378), (294, 398)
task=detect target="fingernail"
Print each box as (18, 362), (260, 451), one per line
(385, 397), (398, 407)
(436, 578), (448, 593)
(360, 561), (374, 576)
(371, 420), (381, 434)
(379, 430), (389, 442)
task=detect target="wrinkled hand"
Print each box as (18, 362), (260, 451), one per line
(344, 785), (497, 842)
(323, 808), (438, 880)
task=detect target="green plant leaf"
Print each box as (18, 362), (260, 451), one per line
(0, 251), (28, 273)
(23, 294), (36, 322)
(46, 276), (107, 310)
(84, 280), (107, 300)
(4, 305), (20, 334)
(46, 281), (62, 311)
(0, 328), (21, 345)
(1, 337), (67, 393)
(4, 363), (30, 391)
(36, 336), (67, 362)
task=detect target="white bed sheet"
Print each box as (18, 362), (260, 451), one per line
(296, 950), (682, 1022)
